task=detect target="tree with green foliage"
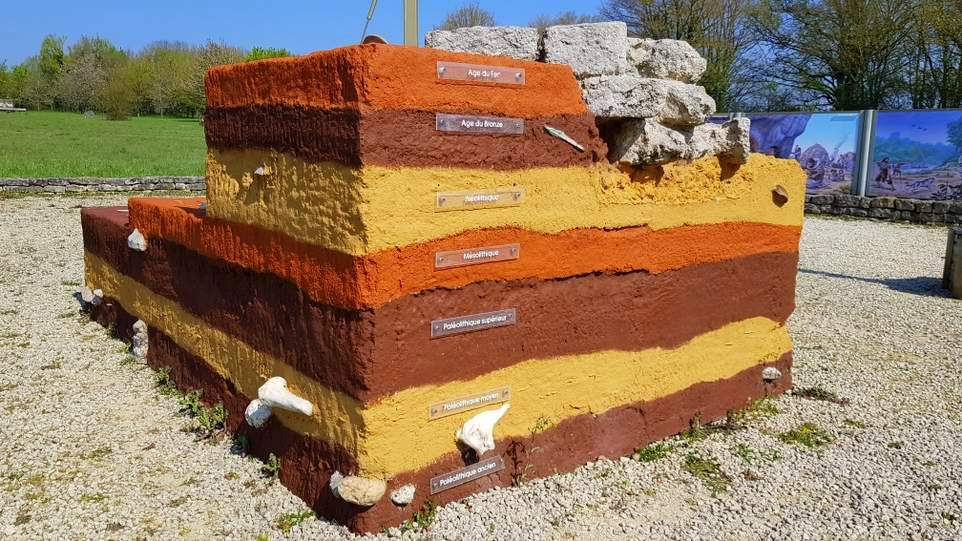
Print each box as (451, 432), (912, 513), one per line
(750, 0), (916, 110)
(56, 36), (127, 112)
(245, 47), (290, 62)
(435, 1), (496, 30)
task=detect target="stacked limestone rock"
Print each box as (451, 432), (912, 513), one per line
(425, 22), (749, 166)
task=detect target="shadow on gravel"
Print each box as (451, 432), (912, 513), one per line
(798, 268), (951, 298)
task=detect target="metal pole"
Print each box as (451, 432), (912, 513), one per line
(854, 109), (876, 197)
(403, 0), (419, 46)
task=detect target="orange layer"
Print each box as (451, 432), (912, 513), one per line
(204, 44), (587, 118)
(129, 197), (801, 311)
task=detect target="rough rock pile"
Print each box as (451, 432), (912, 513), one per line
(425, 22), (750, 166)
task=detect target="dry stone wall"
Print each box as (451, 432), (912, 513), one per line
(0, 177), (204, 194)
(805, 194), (962, 225)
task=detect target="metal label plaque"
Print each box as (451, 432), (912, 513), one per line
(431, 308), (516, 339)
(436, 113), (524, 135)
(435, 189), (524, 211)
(435, 243), (520, 270)
(430, 456), (506, 494)
(436, 61), (526, 85)
(428, 387), (511, 421)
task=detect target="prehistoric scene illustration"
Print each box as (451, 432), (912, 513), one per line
(868, 110), (962, 200)
(745, 113), (860, 195)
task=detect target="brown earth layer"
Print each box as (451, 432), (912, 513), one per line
(82, 207), (797, 403)
(88, 304), (791, 534)
(205, 44), (587, 118)
(126, 198), (802, 311)
(203, 107), (606, 168)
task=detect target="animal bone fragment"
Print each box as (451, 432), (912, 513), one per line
(544, 125), (585, 151)
(762, 366), (783, 381)
(244, 398), (273, 428)
(457, 403), (510, 456)
(390, 484), (416, 506)
(91, 289), (104, 306)
(257, 377), (313, 416)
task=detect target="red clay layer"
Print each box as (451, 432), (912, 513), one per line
(125, 198), (803, 311)
(205, 44), (587, 118)
(203, 108), (607, 169)
(87, 302), (791, 534)
(83, 206), (798, 402)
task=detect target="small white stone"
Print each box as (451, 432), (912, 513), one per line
(762, 366), (783, 381)
(390, 484), (416, 506)
(332, 476), (387, 507)
(80, 287), (94, 304)
(127, 229), (147, 252)
(132, 320), (147, 334)
(90, 289), (104, 306)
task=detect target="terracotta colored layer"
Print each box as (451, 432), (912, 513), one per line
(204, 107), (606, 169)
(83, 254), (793, 478)
(126, 197), (801, 310)
(83, 209), (797, 400)
(203, 151), (807, 255)
(204, 43), (587, 118)
(116, 314), (790, 534)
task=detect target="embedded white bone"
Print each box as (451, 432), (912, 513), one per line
(762, 366), (783, 381)
(257, 377), (313, 416)
(332, 476), (387, 507)
(91, 289), (104, 306)
(127, 229), (147, 251)
(80, 287), (94, 304)
(456, 403), (510, 456)
(244, 398), (273, 427)
(390, 484), (416, 506)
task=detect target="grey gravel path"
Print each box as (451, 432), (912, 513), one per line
(1, 196), (960, 541)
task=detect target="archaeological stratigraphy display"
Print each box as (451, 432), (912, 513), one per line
(80, 24), (805, 533)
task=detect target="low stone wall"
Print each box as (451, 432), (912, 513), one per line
(0, 177), (205, 194)
(805, 194), (962, 225)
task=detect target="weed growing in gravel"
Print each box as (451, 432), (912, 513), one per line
(79, 493), (107, 503)
(61, 279), (81, 287)
(179, 390), (204, 416)
(887, 441), (904, 449)
(682, 452), (731, 496)
(730, 443), (781, 465)
(793, 386), (850, 405)
(400, 499), (439, 532)
(276, 509), (315, 533)
(683, 413), (710, 442)
(231, 434), (249, 455)
(778, 423), (835, 448)
(255, 533), (269, 541)
(731, 398), (780, 424)
(633, 442), (673, 462)
(842, 418), (867, 429)
(119, 355), (139, 367)
(56, 311), (75, 319)
(1, 309), (17, 315)
(154, 367), (177, 396)
(262, 453), (281, 479)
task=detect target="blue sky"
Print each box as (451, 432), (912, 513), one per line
(795, 113), (859, 154)
(2, 0), (603, 65)
(875, 110), (962, 145)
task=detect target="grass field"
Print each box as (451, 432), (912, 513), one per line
(0, 111), (205, 178)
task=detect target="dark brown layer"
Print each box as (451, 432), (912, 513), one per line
(82, 206), (798, 403)
(105, 311), (791, 534)
(203, 106), (607, 168)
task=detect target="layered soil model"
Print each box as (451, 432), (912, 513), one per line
(81, 43), (806, 533)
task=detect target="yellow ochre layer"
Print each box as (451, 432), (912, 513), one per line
(205, 150), (806, 256)
(86, 252), (793, 478)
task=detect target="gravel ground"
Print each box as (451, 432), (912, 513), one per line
(1, 195), (960, 541)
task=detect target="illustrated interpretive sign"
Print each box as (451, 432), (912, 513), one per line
(430, 456), (506, 494)
(428, 387), (512, 420)
(435, 189), (524, 211)
(434, 243), (520, 270)
(436, 61), (525, 85)
(430, 308), (516, 338)
(436, 113), (524, 135)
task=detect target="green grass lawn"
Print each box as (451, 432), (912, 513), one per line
(0, 111), (205, 178)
